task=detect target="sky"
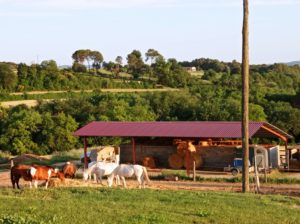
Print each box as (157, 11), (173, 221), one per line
(0, 0), (299, 65)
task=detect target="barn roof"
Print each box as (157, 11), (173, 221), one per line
(74, 121), (292, 141)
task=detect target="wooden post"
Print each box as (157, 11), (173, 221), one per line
(242, 0), (250, 193)
(132, 137), (136, 164)
(254, 156), (260, 194)
(84, 137), (88, 169)
(264, 168), (267, 183)
(285, 141), (289, 170)
(185, 144), (190, 176)
(193, 161), (196, 182)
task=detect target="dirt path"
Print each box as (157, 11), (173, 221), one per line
(10, 88), (179, 96)
(1, 88), (179, 108)
(1, 171), (299, 196)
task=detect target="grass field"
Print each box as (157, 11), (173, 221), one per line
(0, 187), (299, 224)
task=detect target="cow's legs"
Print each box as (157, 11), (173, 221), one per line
(121, 176), (127, 188)
(137, 176), (142, 189)
(45, 180), (49, 189)
(115, 175), (120, 186)
(34, 180), (38, 188)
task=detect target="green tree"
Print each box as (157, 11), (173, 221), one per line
(115, 56), (123, 75)
(0, 63), (18, 90)
(127, 50), (144, 78)
(37, 112), (78, 153)
(0, 109), (42, 154)
(145, 49), (162, 64)
(40, 60), (58, 72)
(72, 62), (87, 73)
(90, 51), (104, 70)
(72, 49), (103, 71)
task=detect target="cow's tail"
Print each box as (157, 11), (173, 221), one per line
(142, 166), (151, 185)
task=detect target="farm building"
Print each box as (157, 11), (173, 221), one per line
(74, 121), (296, 172)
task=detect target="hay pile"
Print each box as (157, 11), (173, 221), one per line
(169, 140), (203, 169)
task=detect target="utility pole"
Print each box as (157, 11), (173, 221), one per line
(242, 0), (250, 192)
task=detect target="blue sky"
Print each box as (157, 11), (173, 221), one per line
(0, 0), (299, 65)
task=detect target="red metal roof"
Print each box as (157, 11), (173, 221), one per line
(74, 121), (292, 140)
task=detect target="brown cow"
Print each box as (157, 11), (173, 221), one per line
(10, 164), (32, 189)
(11, 163), (64, 189)
(30, 165), (65, 189)
(62, 162), (77, 179)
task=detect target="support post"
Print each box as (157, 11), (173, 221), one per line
(185, 141), (190, 176)
(254, 156), (260, 194)
(132, 137), (136, 164)
(285, 141), (289, 170)
(193, 161), (196, 182)
(242, 0), (250, 193)
(84, 137), (88, 169)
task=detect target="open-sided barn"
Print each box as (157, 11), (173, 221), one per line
(74, 121), (294, 171)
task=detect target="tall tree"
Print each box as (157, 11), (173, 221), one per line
(127, 50), (144, 78)
(115, 56), (123, 66)
(242, 0), (250, 193)
(0, 63), (18, 90)
(145, 49), (162, 64)
(90, 51), (104, 70)
(115, 56), (123, 74)
(72, 49), (103, 71)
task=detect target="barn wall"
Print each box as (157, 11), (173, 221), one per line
(197, 146), (238, 169)
(120, 144), (176, 167)
(120, 144), (239, 170)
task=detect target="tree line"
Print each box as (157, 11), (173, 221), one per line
(0, 90), (299, 155)
(0, 50), (300, 155)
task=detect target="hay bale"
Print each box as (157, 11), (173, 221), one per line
(168, 153), (183, 169)
(183, 153), (203, 169)
(143, 156), (156, 169)
(89, 146), (115, 162)
(48, 179), (62, 188)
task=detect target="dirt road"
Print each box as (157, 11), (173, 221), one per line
(1, 171), (299, 196)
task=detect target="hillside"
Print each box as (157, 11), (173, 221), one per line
(1, 57), (300, 155)
(287, 61), (300, 66)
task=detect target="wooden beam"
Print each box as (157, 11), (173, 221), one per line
(261, 125), (287, 142)
(84, 137), (88, 169)
(132, 137), (136, 164)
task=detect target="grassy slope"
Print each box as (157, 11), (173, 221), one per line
(0, 188), (299, 224)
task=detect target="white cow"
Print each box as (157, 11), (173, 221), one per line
(83, 161), (119, 185)
(107, 164), (151, 189)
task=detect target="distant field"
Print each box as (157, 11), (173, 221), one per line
(0, 188), (299, 224)
(188, 70), (204, 78)
(0, 88), (180, 108)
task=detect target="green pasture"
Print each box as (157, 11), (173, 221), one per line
(0, 188), (299, 224)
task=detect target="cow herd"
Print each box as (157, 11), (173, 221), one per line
(10, 160), (151, 189)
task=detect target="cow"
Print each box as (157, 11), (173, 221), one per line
(62, 162), (77, 179)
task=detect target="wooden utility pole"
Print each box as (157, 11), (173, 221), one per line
(242, 0), (250, 192)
